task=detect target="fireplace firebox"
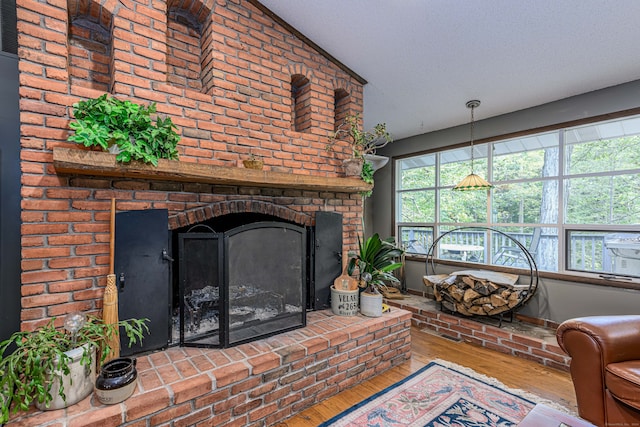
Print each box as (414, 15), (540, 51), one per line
(178, 221), (307, 348)
(115, 209), (342, 353)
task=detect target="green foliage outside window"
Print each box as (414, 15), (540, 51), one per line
(396, 115), (640, 276)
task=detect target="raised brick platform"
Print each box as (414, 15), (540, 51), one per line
(6, 309), (412, 427)
(387, 295), (570, 371)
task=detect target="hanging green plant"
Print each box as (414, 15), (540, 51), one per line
(67, 94), (180, 166)
(360, 161), (374, 197)
(326, 113), (392, 196)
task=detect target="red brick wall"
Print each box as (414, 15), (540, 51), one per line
(16, 0), (365, 330)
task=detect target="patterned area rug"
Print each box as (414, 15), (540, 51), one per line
(319, 360), (558, 427)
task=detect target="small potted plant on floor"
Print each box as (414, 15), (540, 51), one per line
(0, 312), (148, 423)
(67, 94), (180, 166)
(347, 233), (404, 317)
(327, 113), (393, 187)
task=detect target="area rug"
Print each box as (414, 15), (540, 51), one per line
(319, 360), (564, 427)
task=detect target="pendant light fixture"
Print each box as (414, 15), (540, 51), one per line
(453, 100), (493, 191)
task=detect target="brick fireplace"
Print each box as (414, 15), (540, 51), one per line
(18, 0), (367, 331)
(8, 0), (410, 424)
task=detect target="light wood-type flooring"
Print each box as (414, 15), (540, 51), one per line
(276, 325), (577, 426)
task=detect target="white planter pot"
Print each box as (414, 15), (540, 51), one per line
(330, 285), (359, 316)
(363, 154), (389, 171)
(360, 291), (383, 317)
(35, 343), (96, 411)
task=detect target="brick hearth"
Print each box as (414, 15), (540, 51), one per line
(387, 295), (570, 371)
(6, 309), (412, 427)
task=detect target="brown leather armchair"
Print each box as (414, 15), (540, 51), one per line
(557, 315), (640, 427)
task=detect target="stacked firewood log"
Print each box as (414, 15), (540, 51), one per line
(423, 270), (528, 316)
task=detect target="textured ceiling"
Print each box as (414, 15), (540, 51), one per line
(259, 0), (640, 141)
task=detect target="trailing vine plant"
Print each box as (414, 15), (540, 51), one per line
(360, 161), (374, 197)
(0, 315), (148, 423)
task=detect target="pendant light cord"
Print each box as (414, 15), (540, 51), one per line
(467, 100), (480, 174)
(470, 104), (475, 174)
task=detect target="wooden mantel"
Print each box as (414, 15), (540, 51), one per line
(52, 147), (373, 193)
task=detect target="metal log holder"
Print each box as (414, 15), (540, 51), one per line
(426, 226), (539, 327)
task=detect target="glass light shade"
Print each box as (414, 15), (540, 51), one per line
(452, 173), (493, 191)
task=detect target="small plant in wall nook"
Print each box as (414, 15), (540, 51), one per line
(67, 94), (180, 166)
(243, 153), (264, 170)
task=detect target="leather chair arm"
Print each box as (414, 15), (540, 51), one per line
(557, 315), (640, 426)
(557, 315), (640, 365)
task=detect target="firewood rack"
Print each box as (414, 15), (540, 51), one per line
(425, 226), (539, 326)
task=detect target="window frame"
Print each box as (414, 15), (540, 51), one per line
(393, 112), (640, 286)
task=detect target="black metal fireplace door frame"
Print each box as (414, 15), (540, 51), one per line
(178, 221), (307, 348)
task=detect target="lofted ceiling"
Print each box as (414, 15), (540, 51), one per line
(259, 0), (640, 141)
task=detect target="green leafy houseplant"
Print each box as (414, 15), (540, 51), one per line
(347, 233), (404, 293)
(67, 94), (180, 166)
(0, 314), (149, 423)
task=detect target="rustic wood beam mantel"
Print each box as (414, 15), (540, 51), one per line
(52, 147), (373, 193)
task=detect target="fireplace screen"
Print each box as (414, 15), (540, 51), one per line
(179, 233), (223, 347)
(179, 222), (306, 348)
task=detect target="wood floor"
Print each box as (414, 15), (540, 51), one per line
(276, 325), (577, 426)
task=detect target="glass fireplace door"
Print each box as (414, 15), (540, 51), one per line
(179, 233), (224, 347)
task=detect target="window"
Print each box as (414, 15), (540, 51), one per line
(395, 114), (640, 280)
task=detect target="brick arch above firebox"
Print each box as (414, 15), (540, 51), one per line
(168, 199), (314, 230)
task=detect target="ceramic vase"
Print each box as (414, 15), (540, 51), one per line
(343, 158), (364, 177)
(35, 343), (96, 411)
(330, 285), (359, 316)
(360, 291), (383, 317)
(95, 357), (138, 405)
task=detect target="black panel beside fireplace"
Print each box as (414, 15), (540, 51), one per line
(178, 221), (307, 348)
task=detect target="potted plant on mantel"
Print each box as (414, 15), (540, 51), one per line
(242, 153), (264, 170)
(347, 233), (404, 317)
(327, 113), (393, 192)
(67, 94), (181, 166)
(0, 312), (148, 423)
